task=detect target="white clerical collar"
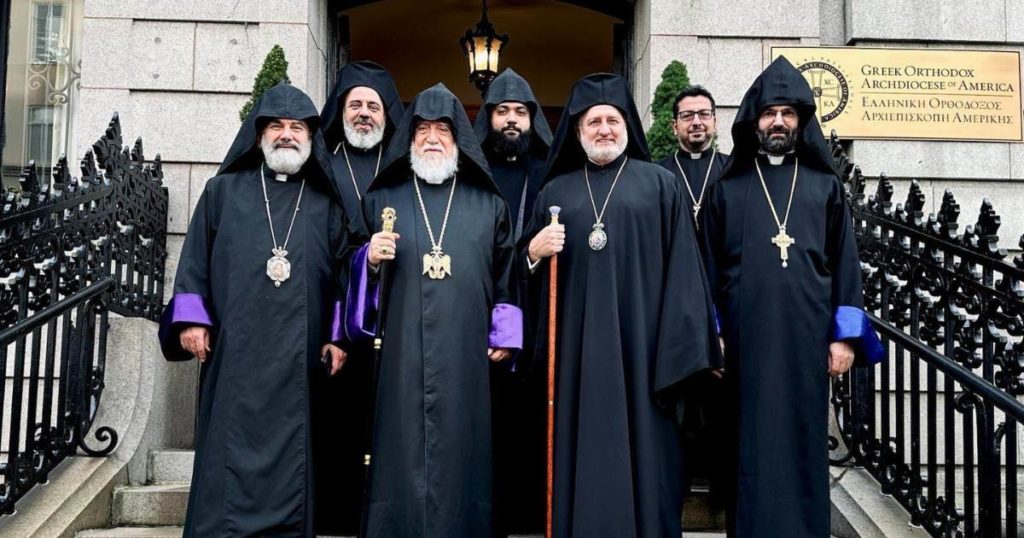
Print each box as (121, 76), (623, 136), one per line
(759, 150), (795, 166)
(683, 143), (712, 159)
(274, 173), (288, 182)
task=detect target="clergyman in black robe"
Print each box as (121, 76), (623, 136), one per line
(656, 84), (730, 507)
(345, 83), (521, 538)
(700, 56), (885, 538)
(314, 60), (404, 535)
(521, 73), (720, 538)
(656, 84), (729, 236)
(473, 67), (553, 536)
(157, 83), (350, 537)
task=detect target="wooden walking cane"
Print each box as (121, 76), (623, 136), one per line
(546, 205), (561, 538)
(361, 207), (396, 538)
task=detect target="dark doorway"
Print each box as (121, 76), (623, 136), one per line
(327, 0), (631, 127)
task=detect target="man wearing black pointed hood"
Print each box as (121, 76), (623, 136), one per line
(701, 56), (884, 537)
(320, 60), (404, 218)
(345, 83), (521, 538)
(522, 73), (719, 538)
(315, 60), (404, 535)
(158, 83), (350, 537)
(473, 67), (553, 535)
(474, 68), (553, 239)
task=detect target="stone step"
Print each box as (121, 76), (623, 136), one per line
(77, 528), (183, 538)
(148, 450), (194, 484)
(111, 484), (190, 527)
(81, 526), (722, 537)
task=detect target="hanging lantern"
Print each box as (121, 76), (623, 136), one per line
(459, 0), (508, 95)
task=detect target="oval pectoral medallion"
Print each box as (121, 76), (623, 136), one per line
(267, 249), (292, 288)
(588, 223), (608, 251)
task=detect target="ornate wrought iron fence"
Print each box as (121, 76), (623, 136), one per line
(830, 133), (1024, 537)
(0, 114), (167, 516)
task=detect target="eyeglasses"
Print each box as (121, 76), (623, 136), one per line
(676, 109), (715, 122)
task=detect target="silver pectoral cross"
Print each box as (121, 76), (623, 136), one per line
(692, 204), (701, 228)
(771, 226), (795, 268)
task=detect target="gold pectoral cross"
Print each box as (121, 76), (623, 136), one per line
(422, 246), (452, 280)
(771, 226), (795, 268)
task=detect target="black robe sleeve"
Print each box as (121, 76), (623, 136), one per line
(326, 200), (356, 347)
(653, 178), (723, 422)
(825, 177), (885, 366)
(158, 181), (218, 361)
(489, 199), (522, 349)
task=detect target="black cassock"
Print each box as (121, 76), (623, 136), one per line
(158, 83), (348, 537)
(657, 146), (731, 500)
(701, 56), (884, 538)
(523, 73), (719, 538)
(314, 61), (404, 535)
(346, 83), (521, 538)
(657, 147), (728, 231)
(474, 67), (554, 535)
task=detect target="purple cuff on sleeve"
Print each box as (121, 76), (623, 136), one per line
(329, 300), (344, 342)
(344, 243), (380, 341)
(832, 305), (886, 366)
(158, 293), (214, 361)
(488, 303), (523, 350)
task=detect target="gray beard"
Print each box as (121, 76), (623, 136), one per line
(343, 119), (385, 150)
(410, 145), (459, 185)
(758, 128), (798, 155)
(261, 138), (311, 175)
(581, 131), (628, 164)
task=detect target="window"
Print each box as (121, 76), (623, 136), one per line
(26, 105), (54, 169)
(32, 3), (65, 63)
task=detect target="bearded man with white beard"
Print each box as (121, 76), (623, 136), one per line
(159, 83), (351, 537)
(522, 73), (720, 538)
(320, 61), (404, 220)
(345, 83), (521, 538)
(314, 61), (404, 536)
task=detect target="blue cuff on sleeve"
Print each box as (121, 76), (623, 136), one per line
(832, 305), (886, 366)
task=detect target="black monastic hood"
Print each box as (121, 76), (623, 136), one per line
(217, 82), (337, 197)
(543, 73), (651, 182)
(320, 61), (405, 149)
(369, 83), (497, 194)
(473, 68), (553, 159)
(721, 55), (839, 180)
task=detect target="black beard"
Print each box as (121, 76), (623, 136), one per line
(485, 128), (531, 160)
(757, 127), (798, 154)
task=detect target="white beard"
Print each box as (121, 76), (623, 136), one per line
(261, 137), (311, 175)
(581, 131), (628, 164)
(343, 118), (385, 150)
(410, 144), (459, 185)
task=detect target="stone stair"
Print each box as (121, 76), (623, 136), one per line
(77, 450), (192, 538)
(77, 449), (727, 538)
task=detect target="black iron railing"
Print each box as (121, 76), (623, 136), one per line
(830, 133), (1024, 537)
(0, 114), (167, 516)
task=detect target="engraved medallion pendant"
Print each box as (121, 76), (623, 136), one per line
(266, 248), (292, 287)
(588, 223), (608, 251)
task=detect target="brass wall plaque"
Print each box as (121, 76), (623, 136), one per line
(771, 47), (1022, 142)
